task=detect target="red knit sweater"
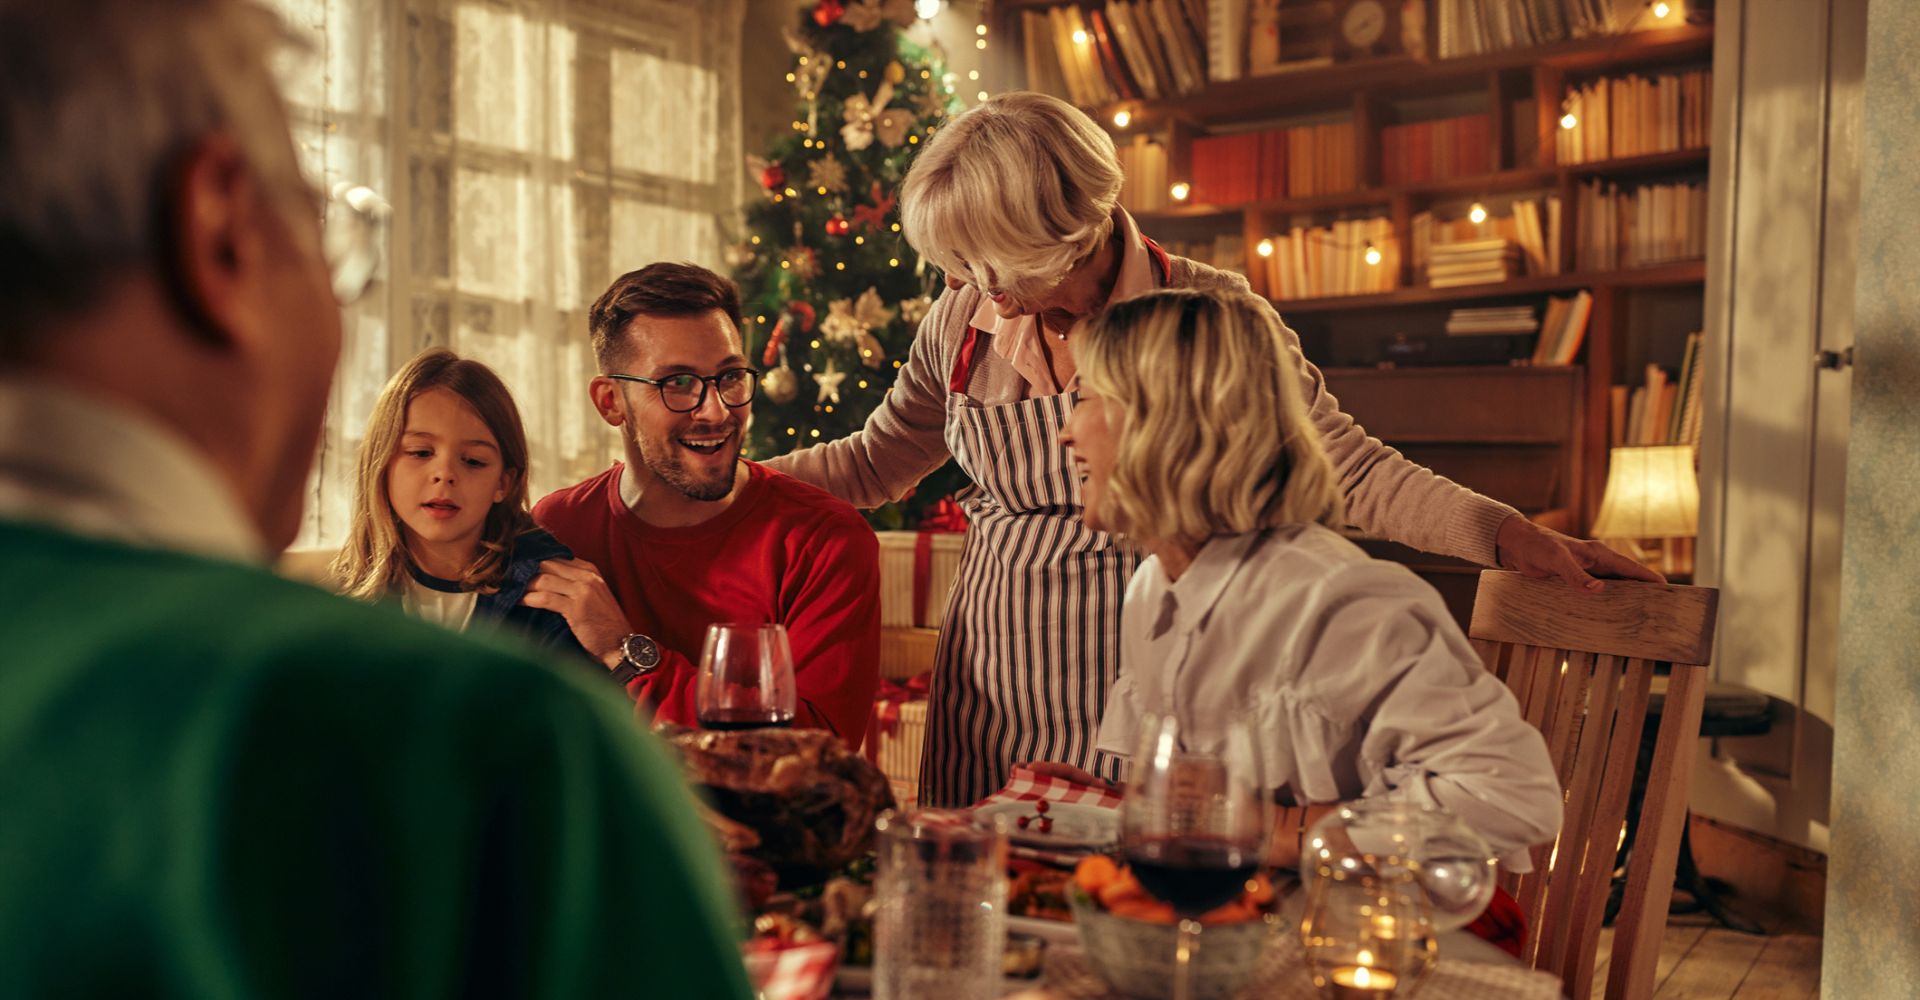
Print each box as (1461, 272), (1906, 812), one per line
(534, 462), (881, 747)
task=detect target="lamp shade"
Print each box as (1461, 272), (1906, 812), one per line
(1591, 445), (1699, 540)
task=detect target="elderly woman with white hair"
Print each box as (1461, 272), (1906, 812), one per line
(766, 91), (1655, 808)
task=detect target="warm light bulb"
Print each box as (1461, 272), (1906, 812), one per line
(888, 258), (901, 266)
(785, 187), (798, 197)
(968, 70), (980, 81)
(975, 38), (986, 49)
(1653, 1), (1671, 17)
(811, 429), (821, 438)
(1072, 29), (1088, 44)
(1170, 181), (1191, 201)
(975, 23), (987, 36)
(750, 235), (761, 245)
(1469, 202), (1488, 224)
(1561, 112), (1579, 130)
(1257, 238), (1275, 257)
(977, 90), (989, 101)
(786, 427), (797, 436)
(780, 260), (790, 269)
(854, 236), (864, 245)
(835, 261), (846, 270)
(1113, 109), (1132, 128)
(810, 340), (822, 349)
(1365, 243), (1383, 266)
(914, 0), (942, 20)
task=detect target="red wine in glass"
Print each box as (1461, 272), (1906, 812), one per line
(1124, 836), (1258, 918)
(697, 707), (796, 732)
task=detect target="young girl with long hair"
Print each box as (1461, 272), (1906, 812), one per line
(333, 348), (594, 669)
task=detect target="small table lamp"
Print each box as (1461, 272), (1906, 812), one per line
(1591, 444), (1699, 577)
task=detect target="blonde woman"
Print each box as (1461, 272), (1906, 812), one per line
(766, 91), (1653, 807)
(1058, 290), (1562, 866)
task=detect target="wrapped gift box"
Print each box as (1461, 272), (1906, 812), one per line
(875, 529), (966, 630)
(867, 677), (930, 808)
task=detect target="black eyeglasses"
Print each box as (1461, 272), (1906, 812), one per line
(607, 367), (759, 413)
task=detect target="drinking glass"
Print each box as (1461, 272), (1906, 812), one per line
(872, 809), (1009, 1000)
(1119, 712), (1269, 1000)
(1299, 862), (1437, 998)
(1304, 801), (1498, 933)
(695, 623), (797, 730)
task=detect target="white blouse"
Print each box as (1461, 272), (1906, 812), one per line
(1094, 524), (1563, 865)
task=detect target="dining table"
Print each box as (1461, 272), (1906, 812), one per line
(832, 882), (1566, 1000)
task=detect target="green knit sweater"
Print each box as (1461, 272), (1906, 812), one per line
(0, 520), (751, 999)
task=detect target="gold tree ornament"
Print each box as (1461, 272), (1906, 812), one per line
(841, 81), (915, 152)
(822, 287), (895, 345)
(761, 366), (800, 404)
(897, 295), (932, 325)
(814, 364), (848, 404)
(807, 156), (849, 193)
(884, 60), (907, 84)
(785, 245), (821, 280)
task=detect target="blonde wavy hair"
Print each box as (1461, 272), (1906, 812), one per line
(1075, 290), (1344, 549)
(332, 349), (536, 600)
(901, 91), (1121, 302)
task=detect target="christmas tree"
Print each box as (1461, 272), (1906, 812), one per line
(730, 0), (970, 529)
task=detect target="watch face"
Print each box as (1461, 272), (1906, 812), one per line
(624, 634), (661, 670)
(1343, 0), (1387, 48)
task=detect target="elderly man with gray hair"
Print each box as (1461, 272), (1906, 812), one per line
(0, 2), (750, 996)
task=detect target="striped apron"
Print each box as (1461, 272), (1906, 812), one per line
(919, 242), (1170, 808)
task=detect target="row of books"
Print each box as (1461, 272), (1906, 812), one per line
(1158, 234), (1249, 277)
(1380, 113), (1493, 187)
(1020, 1), (1209, 107)
(1528, 291), (1595, 366)
(1188, 122), (1358, 204)
(1436, 0), (1617, 59)
(1115, 136), (1172, 214)
(1611, 333), (1706, 448)
(1557, 70), (1713, 164)
(1573, 180), (1709, 272)
(1262, 217), (1401, 301)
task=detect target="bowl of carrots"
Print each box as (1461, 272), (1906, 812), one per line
(1066, 855), (1281, 1000)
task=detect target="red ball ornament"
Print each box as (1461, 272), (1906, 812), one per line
(812, 0), (844, 26)
(824, 215), (851, 237)
(759, 163), (786, 190)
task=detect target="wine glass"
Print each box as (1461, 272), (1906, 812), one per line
(695, 623), (797, 731)
(1119, 712), (1269, 1000)
(1304, 800), (1498, 933)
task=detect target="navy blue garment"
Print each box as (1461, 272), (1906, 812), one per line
(407, 529), (605, 681)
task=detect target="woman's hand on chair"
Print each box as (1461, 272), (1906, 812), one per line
(1495, 515), (1665, 591)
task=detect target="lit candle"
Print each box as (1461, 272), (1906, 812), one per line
(1326, 965), (1399, 997)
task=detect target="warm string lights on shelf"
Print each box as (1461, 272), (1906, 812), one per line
(1557, 0), (1689, 131)
(1256, 235), (1389, 266)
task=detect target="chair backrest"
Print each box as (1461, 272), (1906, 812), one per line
(1468, 570), (1718, 1000)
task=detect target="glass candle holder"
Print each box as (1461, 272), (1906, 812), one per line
(1300, 862), (1436, 999)
(872, 809), (1009, 1000)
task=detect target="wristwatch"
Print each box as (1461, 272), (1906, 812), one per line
(608, 633), (661, 685)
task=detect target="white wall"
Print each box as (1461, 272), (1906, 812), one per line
(1693, 0), (1865, 854)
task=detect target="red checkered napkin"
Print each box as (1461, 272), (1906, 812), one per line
(743, 941), (838, 1000)
(973, 766), (1125, 812)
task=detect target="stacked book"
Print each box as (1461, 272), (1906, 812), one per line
(1445, 306), (1538, 337)
(1380, 114), (1493, 186)
(1264, 217), (1400, 301)
(1427, 238), (1520, 287)
(1020, 1), (1210, 106)
(1190, 129), (1285, 205)
(1435, 0), (1617, 59)
(1115, 136), (1170, 214)
(1558, 70), (1713, 165)
(1285, 122), (1359, 198)
(1529, 291), (1595, 366)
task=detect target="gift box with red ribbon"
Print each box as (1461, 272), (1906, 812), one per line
(875, 499), (967, 630)
(864, 672), (932, 807)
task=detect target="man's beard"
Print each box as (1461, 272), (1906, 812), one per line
(633, 420), (741, 502)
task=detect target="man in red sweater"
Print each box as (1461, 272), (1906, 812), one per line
(524, 262), (881, 747)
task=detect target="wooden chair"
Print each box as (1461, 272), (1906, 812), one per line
(1468, 570), (1719, 1000)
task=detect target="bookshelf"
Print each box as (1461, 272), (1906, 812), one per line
(988, 1), (1714, 534)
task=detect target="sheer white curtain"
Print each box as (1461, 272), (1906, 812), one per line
(272, 0), (745, 548)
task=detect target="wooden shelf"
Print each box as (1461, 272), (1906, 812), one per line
(1097, 25), (1713, 127)
(1271, 261), (1704, 314)
(1135, 149), (1708, 225)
